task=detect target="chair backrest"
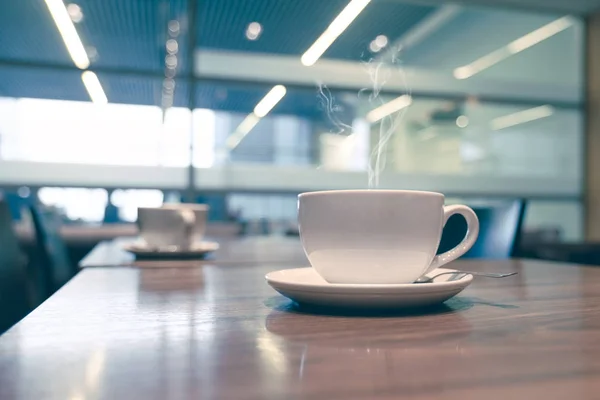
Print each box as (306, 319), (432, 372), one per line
(28, 205), (74, 294)
(103, 203), (121, 224)
(0, 200), (32, 333)
(437, 200), (527, 259)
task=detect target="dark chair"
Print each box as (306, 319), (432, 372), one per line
(103, 202), (121, 224)
(437, 200), (527, 259)
(0, 200), (33, 333)
(3, 192), (27, 221)
(259, 217), (271, 235)
(28, 205), (75, 296)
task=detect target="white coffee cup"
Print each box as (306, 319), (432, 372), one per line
(161, 203), (209, 243)
(137, 204), (208, 249)
(298, 190), (479, 284)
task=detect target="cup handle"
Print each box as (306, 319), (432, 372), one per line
(179, 209), (196, 246)
(426, 205), (479, 273)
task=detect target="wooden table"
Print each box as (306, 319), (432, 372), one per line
(15, 222), (242, 245)
(2, 256), (600, 399)
(79, 236), (308, 268)
(14, 223), (138, 244)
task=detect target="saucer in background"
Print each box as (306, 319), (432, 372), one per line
(123, 241), (219, 259)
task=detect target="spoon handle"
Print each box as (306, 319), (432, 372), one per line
(448, 271), (517, 278)
(417, 270), (517, 283)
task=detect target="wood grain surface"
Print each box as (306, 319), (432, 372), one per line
(79, 236), (308, 268)
(15, 222), (242, 245)
(1, 254), (600, 399)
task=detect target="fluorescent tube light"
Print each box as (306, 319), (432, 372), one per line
(227, 85), (287, 149)
(454, 16), (573, 80)
(490, 105), (553, 130)
(254, 85), (287, 117)
(226, 114), (261, 149)
(366, 95), (412, 123)
(81, 71), (107, 104)
(44, 0), (90, 69)
(301, 0), (371, 66)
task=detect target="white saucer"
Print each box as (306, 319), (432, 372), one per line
(265, 267), (472, 309)
(123, 241), (219, 258)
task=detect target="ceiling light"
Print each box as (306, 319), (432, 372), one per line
(456, 115), (469, 128)
(81, 71), (107, 104)
(161, 95), (173, 108)
(374, 34), (388, 48)
(419, 128), (438, 141)
(369, 40), (381, 53)
(66, 3), (83, 23)
(454, 16), (574, 80)
(246, 22), (262, 41)
(227, 114), (261, 149)
(163, 78), (175, 92)
(17, 186), (31, 198)
(166, 39), (178, 54)
(301, 0), (371, 66)
(253, 85), (287, 117)
(490, 105), (553, 130)
(44, 0), (90, 69)
(366, 94), (412, 123)
(165, 67), (176, 78)
(165, 54), (178, 68)
(370, 34), (389, 53)
(453, 48), (511, 80)
(86, 45), (98, 62)
(168, 20), (180, 37)
(507, 16), (573, 53)
(227, 85), (287, 150)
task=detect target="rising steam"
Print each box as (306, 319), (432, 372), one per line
(317, 47), (411, 187)
(317, 84), (353, 135)
(365, 48), (410, 188)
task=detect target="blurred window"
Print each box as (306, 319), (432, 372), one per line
(0, 98), (190, 167)
(110, 189), (164, 222)
(38, 187), (108, 223)
(227, 194), (297, 221)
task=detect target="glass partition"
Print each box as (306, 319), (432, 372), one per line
(0, 0), (585, 238)
(188, 83), (581, 182)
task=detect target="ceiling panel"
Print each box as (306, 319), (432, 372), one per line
(196, 0), (348, 56)
(76, 0), (188, 72)
(400, 0), (600, 14)
(196, 0), (438, 61)
(329, 1), (438, 60)
(98, 74), (189, 107)
(0, 66), (188, 107)
(0, 0), (189, 74)
(0, 1), (72, 65)
(0, 0), (583, 111)
(0, 67), (88, 101)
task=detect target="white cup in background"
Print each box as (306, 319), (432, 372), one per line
(161, 203), (209, 243)
(137, 204), (209, 249)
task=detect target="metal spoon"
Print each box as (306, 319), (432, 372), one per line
(415, 270), (517, 284)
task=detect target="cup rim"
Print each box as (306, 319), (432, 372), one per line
(161, 203), (209, 211)
(298, 189), (444, 198)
